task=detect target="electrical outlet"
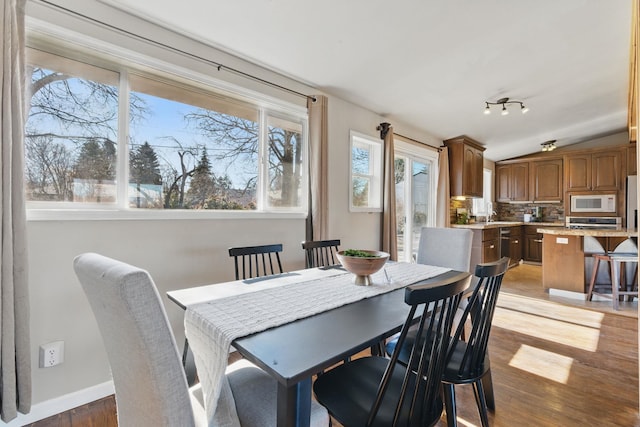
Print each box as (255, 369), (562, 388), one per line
(39, 341), (64, 368)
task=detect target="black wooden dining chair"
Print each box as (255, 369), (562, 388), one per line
(391, 257), (509, 427)
(228, 243), (284, 279)
(302, 239), (341, 268)
(313, 271), (472, 427)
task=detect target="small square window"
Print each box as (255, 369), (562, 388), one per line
(349, 131), (382, 212)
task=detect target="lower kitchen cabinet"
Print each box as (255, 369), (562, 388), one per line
(471, 228), (499, 269)
(524, 226), (543, 263)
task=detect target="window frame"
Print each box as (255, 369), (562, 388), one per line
(472, 168), (493, 216)
(24, 27), (309, 221)
(349, 130), (383, 213)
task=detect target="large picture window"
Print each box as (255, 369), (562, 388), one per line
(24, 48), (308, 216)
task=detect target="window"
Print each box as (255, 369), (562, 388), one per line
(24, 47), (307, 216)
(394, 140), (438, 262)
(349, 131), (382, 212)
(472, 168), (493, 216)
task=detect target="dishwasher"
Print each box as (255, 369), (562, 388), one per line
(500, 227), (511, 260)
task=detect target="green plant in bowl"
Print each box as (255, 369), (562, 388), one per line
(336, 249), (390, 286)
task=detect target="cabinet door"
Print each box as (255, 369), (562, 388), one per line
(472, 147), (484, 197)
(524, 234), (543, 263)
(592, 151), (621, 191)
(463, 145), (483, 198)
(628, 144), (637, 176)
(482, 239), (500, 263)
(496, 164), (511, 202)
(565, 154), (591, 191)
(511, 163), (529, 201)
(509, 234), (522, 266)
(531, 159), (563, 202)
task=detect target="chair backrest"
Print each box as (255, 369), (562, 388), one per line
(370, 271), (472, 426)
(417, 227), (473, 273)
(228, 243), (284, 280)
(73, 253), (195, 427)
(446, 257), (509, 380)
(301, 239), (341, 268)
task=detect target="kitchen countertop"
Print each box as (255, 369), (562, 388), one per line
(451, 221), (563, 230)
(536, 227), (638, 237)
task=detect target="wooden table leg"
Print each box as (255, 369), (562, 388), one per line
(277, 378), (311, 427)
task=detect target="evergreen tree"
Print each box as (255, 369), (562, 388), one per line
(130, 142), (162, 185)
(74, 138), (116, 181)
(186, 149), (215, 209)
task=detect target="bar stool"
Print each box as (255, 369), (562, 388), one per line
(587, 252), (638, 310)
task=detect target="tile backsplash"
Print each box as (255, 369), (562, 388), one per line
(496, 202), (564, 223)
(449, 199), (564, 224)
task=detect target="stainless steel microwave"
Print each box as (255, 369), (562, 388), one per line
(570, 194), (616, 213)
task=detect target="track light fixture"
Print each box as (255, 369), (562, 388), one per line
(541, 140), (557, 152)
(484, 97), (529, 115)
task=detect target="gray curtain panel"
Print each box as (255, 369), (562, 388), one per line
(306, 95), (329, 241)
(0, 0), (31, 421)
(436, 146), (451, 228)
(381, 126), (398, 260)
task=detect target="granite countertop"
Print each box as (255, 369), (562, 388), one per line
(536, 227), (638, 237)
(451, 221), (563, 230)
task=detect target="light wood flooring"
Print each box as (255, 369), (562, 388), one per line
(30, 264), (639, 426)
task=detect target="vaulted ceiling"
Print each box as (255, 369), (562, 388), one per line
(98, 0), (633, 160)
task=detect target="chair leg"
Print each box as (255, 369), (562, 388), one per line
(443, 383), (457, 427)
(472, 379), (490, 427)
(481, 369), (495, 411)
(586, 256), (601, 301)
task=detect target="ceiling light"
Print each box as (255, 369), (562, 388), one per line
(541, 140), (557, 152)
(484, 97), (529, 115)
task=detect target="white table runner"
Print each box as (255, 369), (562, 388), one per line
(185, 262), (450, 426)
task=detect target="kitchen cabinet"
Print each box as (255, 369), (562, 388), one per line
(629, 143), (636, 176)
(444, 136), (485, 198)
(523, 226), (543, 263)
(530, 158), (563, 202)
(470, 228), (499, 270)
(564, 150), (622, 192)
(496, 162), (528, 202)
(499, 226), (522, 267)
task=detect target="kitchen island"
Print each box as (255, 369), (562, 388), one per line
(537, 227), (638, 293)
(452, 221), (563, 268)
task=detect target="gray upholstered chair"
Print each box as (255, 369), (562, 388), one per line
(416, 226), (474, 273)
(73, 252), (329, 427)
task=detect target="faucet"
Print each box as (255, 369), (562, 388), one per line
(486, 202), (495, 222)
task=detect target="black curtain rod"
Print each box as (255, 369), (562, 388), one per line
(393, 132), (443, 152)
(37, 0), (317, 103)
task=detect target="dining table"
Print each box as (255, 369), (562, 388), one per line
(167, 262), (468, 427)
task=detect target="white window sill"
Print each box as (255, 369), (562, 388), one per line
(27, 209), (307, 221)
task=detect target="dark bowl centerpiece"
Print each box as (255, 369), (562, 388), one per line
(336, 249), (390, 286)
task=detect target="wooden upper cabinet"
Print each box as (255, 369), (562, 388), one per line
(530, 158), (563, 202)
(565, 150), (621, 192)
(495, 162), (529, 202)
(444, 136), (485, 198)
(565, 154), (591, 191)
(628, 143), (637, 176)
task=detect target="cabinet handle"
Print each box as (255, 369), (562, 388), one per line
(514, 240), (519, 243)
(489, 244), (495, 249)
(534, 239), (543, 243)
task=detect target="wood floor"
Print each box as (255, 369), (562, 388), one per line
(30, 264), (639, 427)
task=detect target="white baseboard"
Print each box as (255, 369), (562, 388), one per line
(548, 288), (586, 300)
(3, 381), (115, 426)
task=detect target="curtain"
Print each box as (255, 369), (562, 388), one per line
(380, 123), (398, 260)
(0, 0), (31, 421)
(436, 146), (451, 228)
(306, 95), (329, 241)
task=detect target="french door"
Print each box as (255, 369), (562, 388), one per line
(394, 141), (438, 262)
